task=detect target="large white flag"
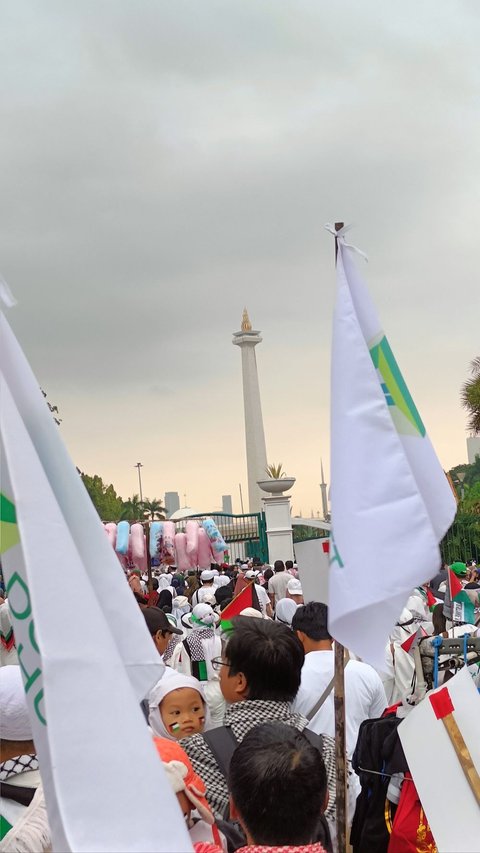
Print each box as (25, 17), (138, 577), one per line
(328, 230), (456, 669)
(0, 307), (192, 852)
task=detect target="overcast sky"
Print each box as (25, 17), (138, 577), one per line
(1, 0), (479, 517)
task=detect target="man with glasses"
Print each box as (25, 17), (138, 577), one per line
(179, 616), (340, 841)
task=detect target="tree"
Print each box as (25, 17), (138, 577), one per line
(141, 498), (166, 520)
(120, 494), (143, 521)
(461, 355), (480, 435)
(81, 473), (124, 521)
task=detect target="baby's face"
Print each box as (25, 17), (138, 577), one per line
(160, 687), (206, 738)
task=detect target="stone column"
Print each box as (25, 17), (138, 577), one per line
(262, 494), (294, 564)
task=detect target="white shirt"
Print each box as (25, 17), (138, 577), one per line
(268, 571), (291, 606)
(255, 584), (270, 615)
(294, 649), (387, 757)
(191, 585), (215, 606)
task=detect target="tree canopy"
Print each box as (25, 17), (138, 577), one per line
(80, 473), (124, 521)
(461, 355), (480, 435)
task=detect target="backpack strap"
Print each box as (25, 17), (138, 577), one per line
(302, 728), (324, 752)
(305, 676), (335, 721)
(202, 726), (239, 781)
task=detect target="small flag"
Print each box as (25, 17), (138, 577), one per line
(401, 626), (428, 656)
(448, 570), (475, 625)
(426, 587), (437, 611)
(220, 582), (261, 633)
(327, 228), (457, 668)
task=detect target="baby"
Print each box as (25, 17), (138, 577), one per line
(148, 673), (209, 740)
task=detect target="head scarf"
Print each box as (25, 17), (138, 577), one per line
(0, 665), (32, 740)
(275, 598), (298, 626)
(148, 672), (210, 740)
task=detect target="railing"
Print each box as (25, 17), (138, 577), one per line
(440, 516), (480, 565)
(175, 512), (269, 563)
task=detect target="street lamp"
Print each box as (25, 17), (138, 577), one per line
(457, 470), (466, 501)
(134, 462), (144, 503)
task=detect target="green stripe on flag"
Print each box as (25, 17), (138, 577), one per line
(198, 660), (208, 682)
(220, 619), (234, 634)
(0, 815), (13, 841)
(370, 336), (426, 437)
(0, 494), (17, 524)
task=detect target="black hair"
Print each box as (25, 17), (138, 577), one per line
(229, 722), (327, 846)
(226, 617), (304, 701)
(158, 589), (173, 610)
(285, 560), (294, 570)
(263, 567), (273, 583)
(292, 602), (331, 641)
(274, 560), (285, 573)
(151, 578), (159, 591)
(432, 603), (446, 635)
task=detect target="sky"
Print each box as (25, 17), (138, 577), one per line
(1, 0), (479, 517)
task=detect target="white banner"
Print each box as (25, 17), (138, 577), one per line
(0, 311), (192, 851)
(328, 233), (456, 668)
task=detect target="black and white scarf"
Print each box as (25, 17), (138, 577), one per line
(0, 754), (38, 782)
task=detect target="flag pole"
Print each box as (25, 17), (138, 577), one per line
(333, 221), (348, 853)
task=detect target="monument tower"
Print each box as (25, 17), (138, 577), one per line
(233, 309), (268, 513)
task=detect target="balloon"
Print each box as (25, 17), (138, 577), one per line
(174, 532), (190, 572)
(104, 522), (117, 548)
(185, 520), (199, 566)
(197, 527), (213, 569)
(115, 521), (130, 555)
(149, 521), (163, 558)
(131, 523), (146, 562)
(202, 518), (227, 554)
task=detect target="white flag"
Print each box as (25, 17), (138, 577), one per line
(0, 311), (192, 851)
(328, 232), (456, 669)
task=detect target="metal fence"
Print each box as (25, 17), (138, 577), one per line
(175, 512), (269, 564)
(440, 517), (480, 565)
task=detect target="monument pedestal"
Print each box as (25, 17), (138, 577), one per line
(262, 494), (294, 565)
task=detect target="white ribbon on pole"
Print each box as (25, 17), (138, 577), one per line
(324, 223), (369, 262)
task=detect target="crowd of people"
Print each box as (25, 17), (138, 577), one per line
(0, 555), (479, 852)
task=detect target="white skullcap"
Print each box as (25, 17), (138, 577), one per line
(200, 570), (215, 581)
(0, 665), (33, 740)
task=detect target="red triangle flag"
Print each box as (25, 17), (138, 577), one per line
(426, 587), (437, 610)
(220, 582), (260, 629)
(401, 626), (428, 655)
(448, 568), (463, 600)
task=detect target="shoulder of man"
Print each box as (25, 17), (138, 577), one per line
(180, 732), (230, 817)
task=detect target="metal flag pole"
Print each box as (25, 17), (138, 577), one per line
(333, 221), (348, 853)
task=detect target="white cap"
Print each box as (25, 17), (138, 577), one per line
(287, 578), (303, 595)
(245, 570), (260, 579)
(240, 564), (249, 570)
(200, 570), (215, 581)
(0, 666), (32, 740)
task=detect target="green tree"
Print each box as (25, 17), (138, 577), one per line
(81, 473), (124, 521)
(120, 494), (143, 521)
(141, 498), (166, 520)
(461, 355), (480, 434)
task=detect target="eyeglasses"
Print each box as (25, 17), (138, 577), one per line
(211, 657), (230, 673)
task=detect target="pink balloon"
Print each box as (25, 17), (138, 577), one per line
(131, 523), (146, 572)
(161, 521), (176, 564)
(175, 532), (190, 572)
(197, 527), (213, 569)
(104, 523), (117, 548)
(185, 520), (199, 566)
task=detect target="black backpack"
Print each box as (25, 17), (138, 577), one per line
(202, 725), (333, 853)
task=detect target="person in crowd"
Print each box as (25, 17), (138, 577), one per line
(285, 559), (299, 578)
(185, 570), (200, 604)
(274, 597), (298, 627)
(147, 577), (160, 607)
(142, 606), (183, 658)
(292, 603), (387, 763)
(267, 560), (291, 609)
(233, 565), (249, 597)
(429, 562), (448, 598)
(287, 577), (304, 605)
(0, 666), (51, 851)
(180, 616), (340, 836)
(191, 570), (217, 606)
(148, 672), (210, 740)
(228, 723), (329, 853)
(154, 737), (226, 851)
(158, 588), (174, 613)
(244, 570), (273, 618)
(158, 569), (174, 590)
(128, 568), (144, 596)
(171, 603), (225, 727)
(262, 566), (274, 587)
(172, 568), (186, 595)
(381, 608), (417, 704)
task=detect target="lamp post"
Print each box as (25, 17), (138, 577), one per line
(134, 462), (144, 503)
(457, 470), (466, 501)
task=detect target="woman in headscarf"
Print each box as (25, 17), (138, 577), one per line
(158, 588), (173, 613)
(170, 603), (225, 728)
(185, 570), (200, 604)
(274, 597), (298, 628)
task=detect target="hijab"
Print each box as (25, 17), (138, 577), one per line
(148, 672), (211, 740)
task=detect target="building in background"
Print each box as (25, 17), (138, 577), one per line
(467, 436), (480, 464)
(232, 309), (268, 514)
(222, 495), (233, 514)
(164, 491), (180, 518)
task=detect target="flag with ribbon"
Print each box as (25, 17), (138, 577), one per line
(448, 569), (475, 625)
(327, 226), (457, 668)
(0, 294), (192, 852)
